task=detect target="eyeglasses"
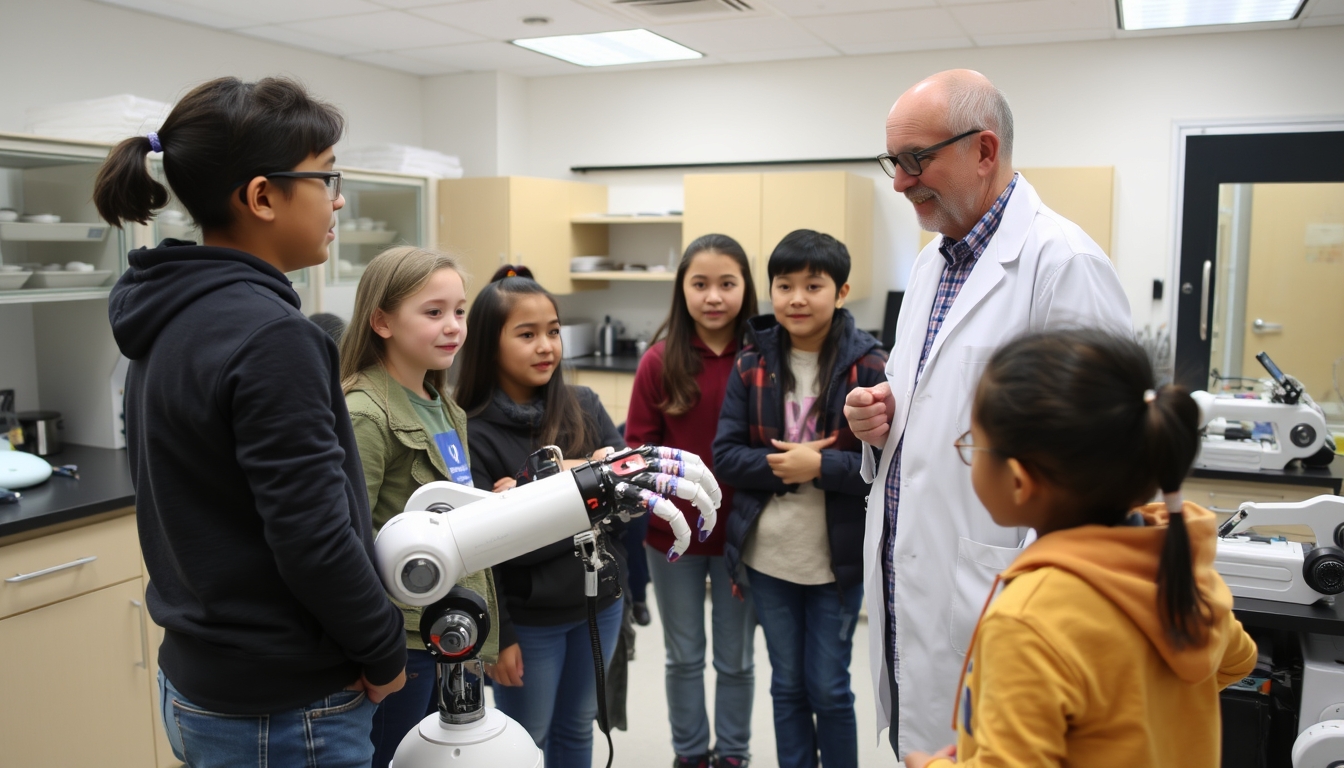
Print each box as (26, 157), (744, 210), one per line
(953, 429), (1003, 466)
(233, 171), (343, 202)
(876, 129), (983, 179)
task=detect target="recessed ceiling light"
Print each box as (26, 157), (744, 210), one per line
(1118, 0), (1306, 30)
(511, 29), (703, 67)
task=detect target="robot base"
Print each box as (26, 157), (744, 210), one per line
(391, 707), (542, 768)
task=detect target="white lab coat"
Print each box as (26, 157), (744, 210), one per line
(861, 175), (1133, 756)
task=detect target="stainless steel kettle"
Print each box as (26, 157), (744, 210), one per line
(598, 315), (619, 357)
(16, 410), (62, 456)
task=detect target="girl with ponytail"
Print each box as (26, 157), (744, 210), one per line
(100, 77), (407, 768)
(905, 328), (1257, 768)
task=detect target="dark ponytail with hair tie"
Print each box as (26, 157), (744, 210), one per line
(1144, 383), (1210, 649)
(491, 264), (533, 282)
(94, 134), (169, 226)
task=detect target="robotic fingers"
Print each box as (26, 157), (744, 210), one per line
(580, 446), (721, 559)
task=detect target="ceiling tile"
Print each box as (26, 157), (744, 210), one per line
(370, 0), (469, 7)
(346, 51), (465, 74)
(937, 0), (1066, 5)
(177, 0), (385, 25)
(96, 0), (257, 29)
(971, 26), (1115, 45)
(404, 40), (577, 71)
(412, 0), (630, 39)
(798, 6), (969, 48)
(840, 35), (975, 53)
(949, 0), (1114, 35)
(1303, 0), (1344, 15)
(648, 17), (828, 53)
(235, 24), (377, 56)
(718, 45), (843, 63)
(287, 10), (483, 50)
(1301, 13), (1344, 25)
(767, 0), (933, 15)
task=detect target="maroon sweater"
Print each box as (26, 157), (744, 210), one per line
(624, 336), (738, 557)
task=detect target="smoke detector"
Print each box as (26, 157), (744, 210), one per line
(603, 0), (770, 24)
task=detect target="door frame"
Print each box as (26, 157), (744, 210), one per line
(1169, 117), (1344, 390)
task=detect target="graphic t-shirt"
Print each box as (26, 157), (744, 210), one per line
(741, 348), (834, 585)
(403, 384), (472, 485)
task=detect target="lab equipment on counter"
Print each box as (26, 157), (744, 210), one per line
(374, 445), (721, 768)
(1193, 352), (1335, 472)
(0, 450), (53, 490)
(1214, 495), (1344, 605)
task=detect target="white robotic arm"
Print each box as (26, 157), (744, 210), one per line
(376, 445), (722, 607)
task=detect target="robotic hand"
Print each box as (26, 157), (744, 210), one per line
(376, 443), (721, 606)
(374, 445), (722, 768)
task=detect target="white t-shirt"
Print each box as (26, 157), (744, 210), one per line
(742, 348), (834, 585)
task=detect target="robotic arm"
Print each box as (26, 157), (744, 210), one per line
(376, 445), (722, 607)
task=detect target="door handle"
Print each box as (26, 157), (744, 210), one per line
(5, 555), (97, 583)
(1252, 318), (1284, 334)
(1199, 260), (1212, 342)
(131, 599), (149, 669)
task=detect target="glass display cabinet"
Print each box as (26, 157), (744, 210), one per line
(0, 133), (127, 304)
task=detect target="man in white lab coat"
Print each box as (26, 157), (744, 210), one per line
(844, 69), (1132, 758)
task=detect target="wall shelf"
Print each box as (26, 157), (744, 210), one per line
(0, 222), (110, 242)
(570, 270), (675, 282)
(570, 214), (683, 224)
(0, 287), (111, 305)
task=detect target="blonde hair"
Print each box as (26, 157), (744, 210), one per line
(340, 245), (467, 396)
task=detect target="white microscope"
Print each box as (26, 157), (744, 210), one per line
(1216, 495), (1344, 767)
(373, 444), (721, 768)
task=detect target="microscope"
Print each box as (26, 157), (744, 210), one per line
(373, 445), (722, 768)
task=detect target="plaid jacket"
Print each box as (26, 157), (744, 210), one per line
(713, 308), (887, 590)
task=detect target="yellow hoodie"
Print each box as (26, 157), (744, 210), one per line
(926, 502), (1257, 768)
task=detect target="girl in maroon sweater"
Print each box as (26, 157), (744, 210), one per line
(625, 234), (760, 768)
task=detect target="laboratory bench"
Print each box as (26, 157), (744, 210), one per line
(0, 443), (135, 542)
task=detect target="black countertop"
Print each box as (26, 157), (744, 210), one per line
(564, 354), (643, 373)
(0, 444), (135, 539)
(1192, 457), (1343, 494)
(1234, 596), (1344, 636)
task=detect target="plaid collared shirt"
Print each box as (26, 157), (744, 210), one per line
(882, 174), (1018, 683)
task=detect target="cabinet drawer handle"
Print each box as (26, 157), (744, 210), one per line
(5, 555), (97, 583)
(131, 599), (149, 669)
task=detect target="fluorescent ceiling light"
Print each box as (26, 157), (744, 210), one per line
(511, 29), (702, 67)
(1118, 0), (1306, 30)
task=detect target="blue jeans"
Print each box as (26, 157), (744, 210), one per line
(371, 648), (437, 768)
(491, 598), (624, 768)
(623, 513), (651, 603)
(746, 567), (863, 768)
(159, 671), (377, 768)
(646, 544), (757, 759)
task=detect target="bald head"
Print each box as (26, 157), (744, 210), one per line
(890, 69), (1014, 161)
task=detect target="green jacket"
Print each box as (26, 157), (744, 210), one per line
(346, 365), (499, 663)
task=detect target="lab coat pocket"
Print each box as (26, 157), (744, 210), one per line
(955, 346), (998, 433)
(949, 537), (1020, 655)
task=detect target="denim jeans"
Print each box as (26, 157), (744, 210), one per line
(746, 566), (863, 768)
(159, 670), (377, 768)
(491, 598), (624, 768)
(371, 648), (437, 768)
(622, 513), (651, 603)
(646, 544), (757, 759)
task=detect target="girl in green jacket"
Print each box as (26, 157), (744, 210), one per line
(340, 245), (499, 768)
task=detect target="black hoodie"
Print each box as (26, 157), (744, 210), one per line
(109, 242), (405, 714)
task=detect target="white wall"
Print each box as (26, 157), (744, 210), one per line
(522, 25), (1344, 334)
(0, 0), (424, 150)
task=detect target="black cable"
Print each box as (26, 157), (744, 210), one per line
(588, 593), (614, 768)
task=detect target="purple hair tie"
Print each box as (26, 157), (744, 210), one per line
(147, 132), (162, 153)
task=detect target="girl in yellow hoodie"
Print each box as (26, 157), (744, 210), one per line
(906, 329), (1257, 768)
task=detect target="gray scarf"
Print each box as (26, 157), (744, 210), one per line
(491, 388), (545, 430)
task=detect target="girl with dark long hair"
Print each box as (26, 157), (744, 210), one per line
(624, 234), (759, 768)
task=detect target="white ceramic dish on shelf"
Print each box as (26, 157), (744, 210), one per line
(21, 213), (61, 223)
(0, 222), (110, 242)
(24, 269), (112, 288)
(0, 270), (32, 290)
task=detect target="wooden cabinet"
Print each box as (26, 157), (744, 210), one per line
(683, 171), (874, 301)
(572, 370), (635, 429)
(439, 176), (607, 301)
(0, 511), (172, 767)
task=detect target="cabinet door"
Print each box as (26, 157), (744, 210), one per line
(440, 177), (510, 303)
(761, 171), (874, 301)
(683, 174), (763, 290)
(0, 579), (157, 767)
